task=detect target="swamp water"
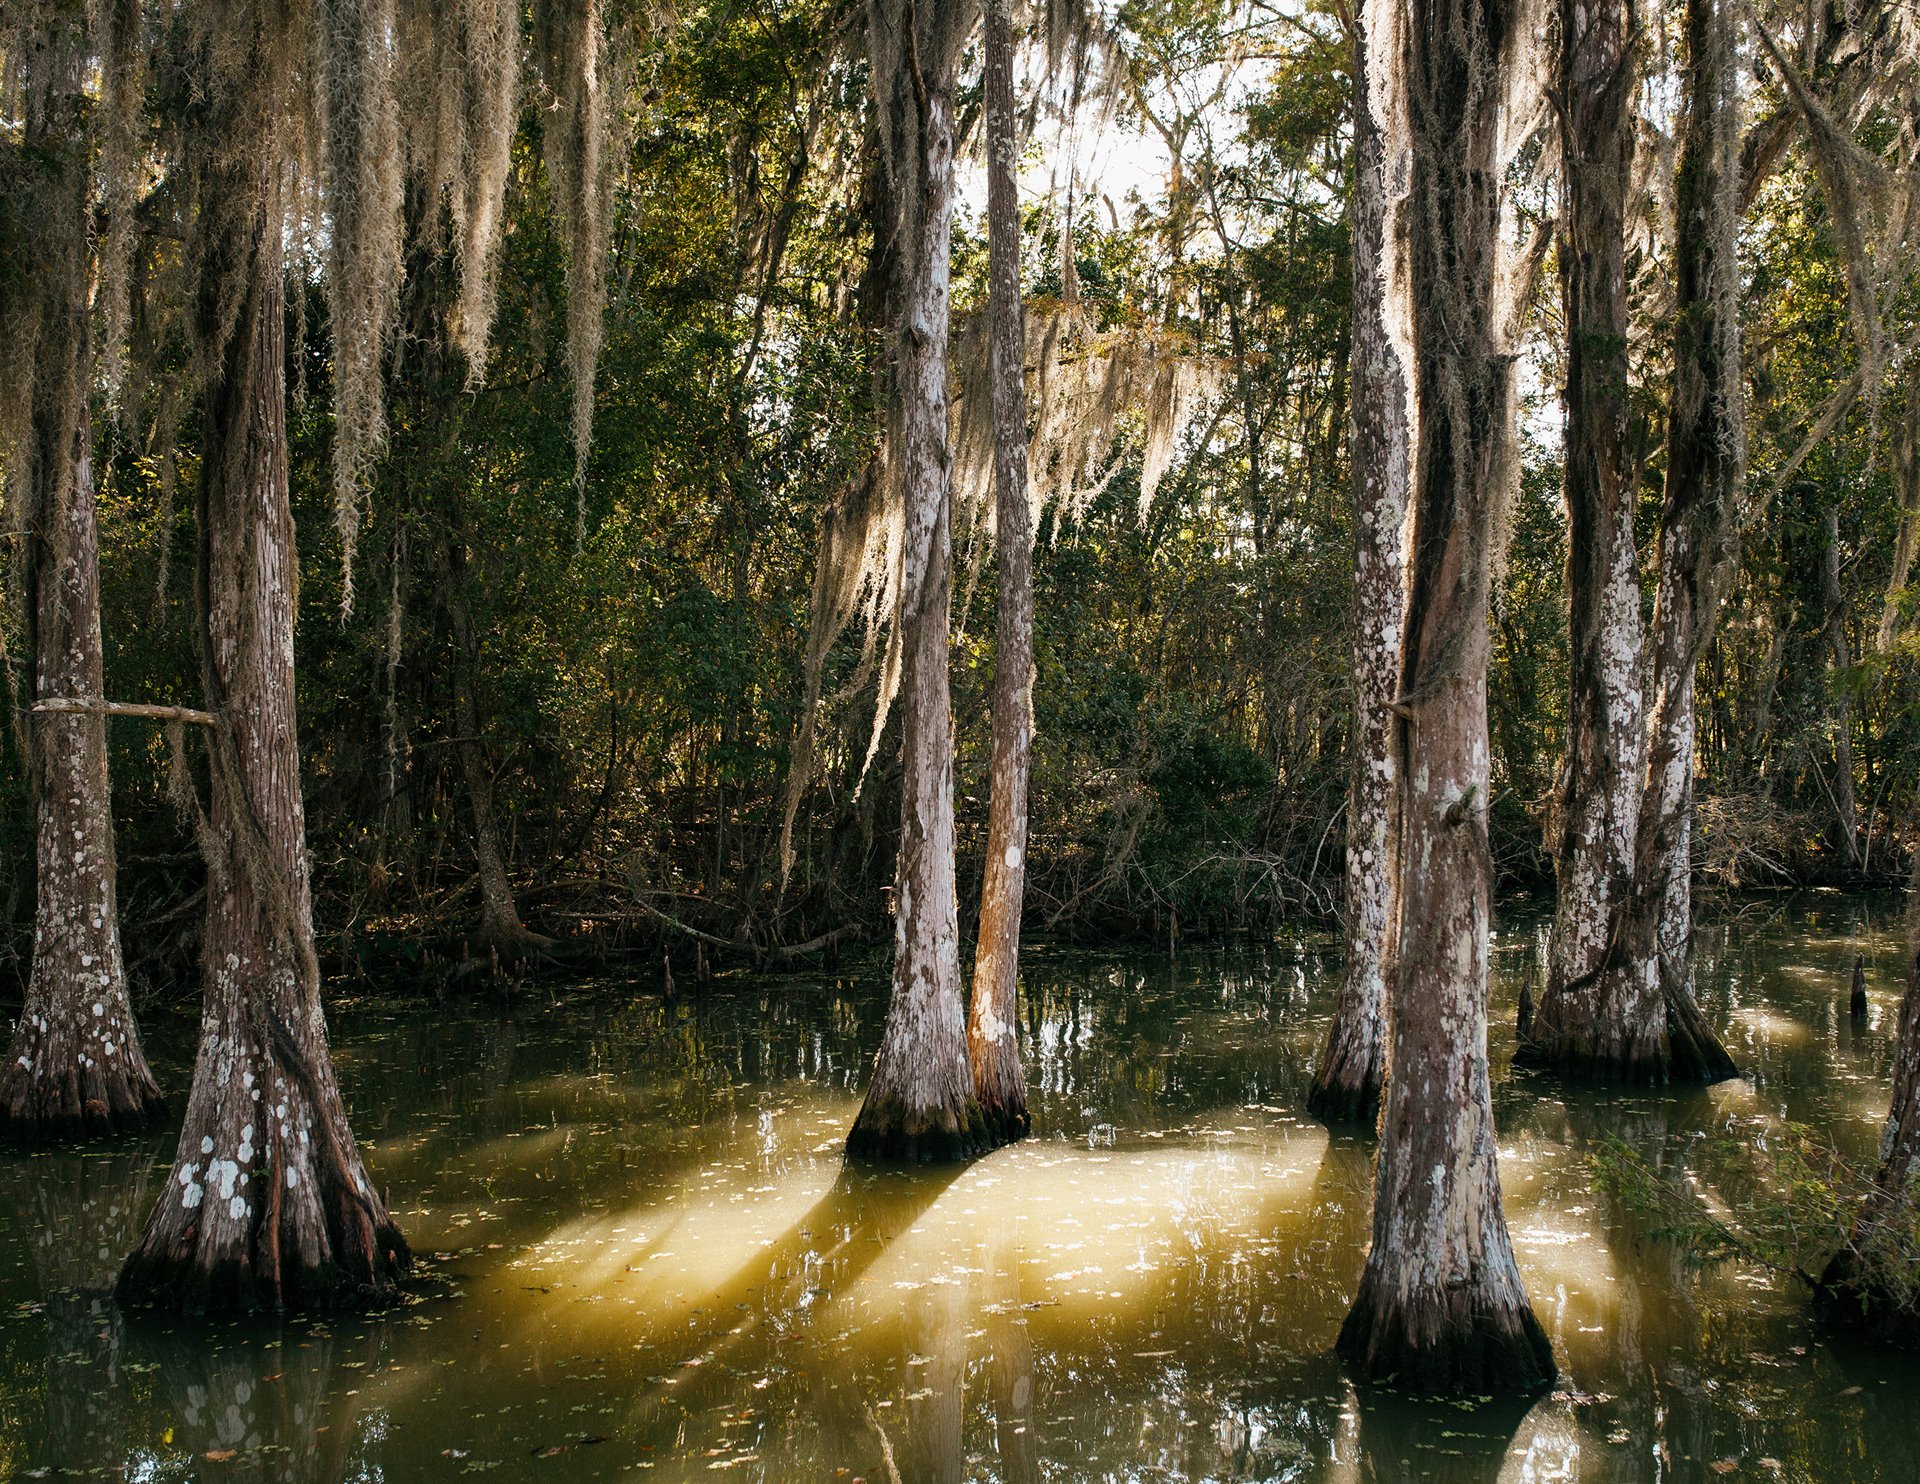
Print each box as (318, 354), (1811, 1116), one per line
(2, 901), (1918, 1482)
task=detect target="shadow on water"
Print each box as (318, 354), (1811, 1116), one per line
(3, 901), (1920, 1478)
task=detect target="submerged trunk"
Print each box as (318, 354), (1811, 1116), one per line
(1817, 843), (1920, 1339)
(846, 0), (985, 1163)
(966, 0), (1034, 1145)
(1525, 0), (1657, 1078)
(1336, 0), (1554, 1394)
(1821, 510), (1859, 866)
(1310, 0), (1409, 1128)
(1594, 0), (1740, 1085)
(119, 64), (407, 1311)
(1, 18), (164, 1141)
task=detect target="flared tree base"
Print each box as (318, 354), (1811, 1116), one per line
(1510, 1033), (1671, 1086)
(1662, 980), (1739, 1083)
(975, 1092), (1030, 1147)
(1307, 1062), (1382, 1128)
(1337, 1275), (1556, 1396)
(0, 1069), (167, 1147)
(845, 1091), (993, 1164)
(1511, 985), (1738, 1087)
(970, 1038), (1031, 1148)
(117, 1222), (410, 1318)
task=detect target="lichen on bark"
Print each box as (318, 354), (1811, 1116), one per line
(118, 10), (407, 1312)
(844, 0), (988, 1166)
(1336, 0), (1555, 1396)
(1310, 0), (1410, 1130)
(0, 2), (164, 1145)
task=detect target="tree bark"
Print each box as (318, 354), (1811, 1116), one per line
(1591, 0), (1740, 1085)
(1525, 0), (1660, 1078)
(966, 0), (1034, 1146)
(0, 10), (164, 1143)
(846, 0), (986, 1162)
(1817, 839), (1920, 1339)
(1310, 0), (1410, 1128)
(1336, 0), (1554, 1396)
(119, 39), (408, 1312)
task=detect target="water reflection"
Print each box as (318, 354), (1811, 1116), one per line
(1, 904), (1919, 1479)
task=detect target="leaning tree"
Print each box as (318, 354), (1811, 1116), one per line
(1335, 0), (1556, 1393)
(0, 0), (167, 1141)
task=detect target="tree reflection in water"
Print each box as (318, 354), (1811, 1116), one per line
(1, 907), (1919, 1478)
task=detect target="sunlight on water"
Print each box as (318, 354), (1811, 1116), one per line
(2, 901), (1919, 1480)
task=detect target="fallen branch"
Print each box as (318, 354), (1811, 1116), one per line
(33, 697), (217, 727)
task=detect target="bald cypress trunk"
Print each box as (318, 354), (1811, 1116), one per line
(0, 9), (164, 1143)
(1524, 0), (1659, 1078)
(1817, 842), (1920, 1339)
(1336, 0), (1554, 1394)
(1310, 0), (1409, 1127)
(846, 0), (986, 1162)
(966, 0), (1034, 1146)
(1592, 0), (1740, 1085)
(119, 19), (407, 1311)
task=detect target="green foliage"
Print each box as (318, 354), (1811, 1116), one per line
(1591, 1128), (1920, 1316)
(2, 0), (1917, 995)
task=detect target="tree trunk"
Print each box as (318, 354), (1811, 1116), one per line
(1592, 0), (1740, 1085)
(1817, 840), (1920, 1339)
(1310, 0), (1410, 1128)
(1822, 509), (1859, 866)
(966, 0), (1034, 1146)
(1, 13), (164, 1141)
(1878, 369), (1920, 651)
(440, 539), (541, 952)
(1524, 0), (1659, 1078)
(118, 63), (408, 1311)
(846, 0), (986, 1162)
(1336, 0), (1554, 1396)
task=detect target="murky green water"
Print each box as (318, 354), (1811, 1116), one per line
(3, 899), (1918, 1482)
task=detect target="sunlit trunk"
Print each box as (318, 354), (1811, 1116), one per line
(1596, 0), (1740, 1084)
(847, 0), (985, 1162)
(1336, 0), (1554, 1394)
(119, 46), (407, 1310)
(1527, 0), (1659, 1078)
(967, 0), (1034, 1144)
(1310, 0), (1409, 1127)
(0, 9), (165, 1144)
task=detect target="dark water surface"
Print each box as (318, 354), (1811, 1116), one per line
(3, 899), (1918, 1481)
